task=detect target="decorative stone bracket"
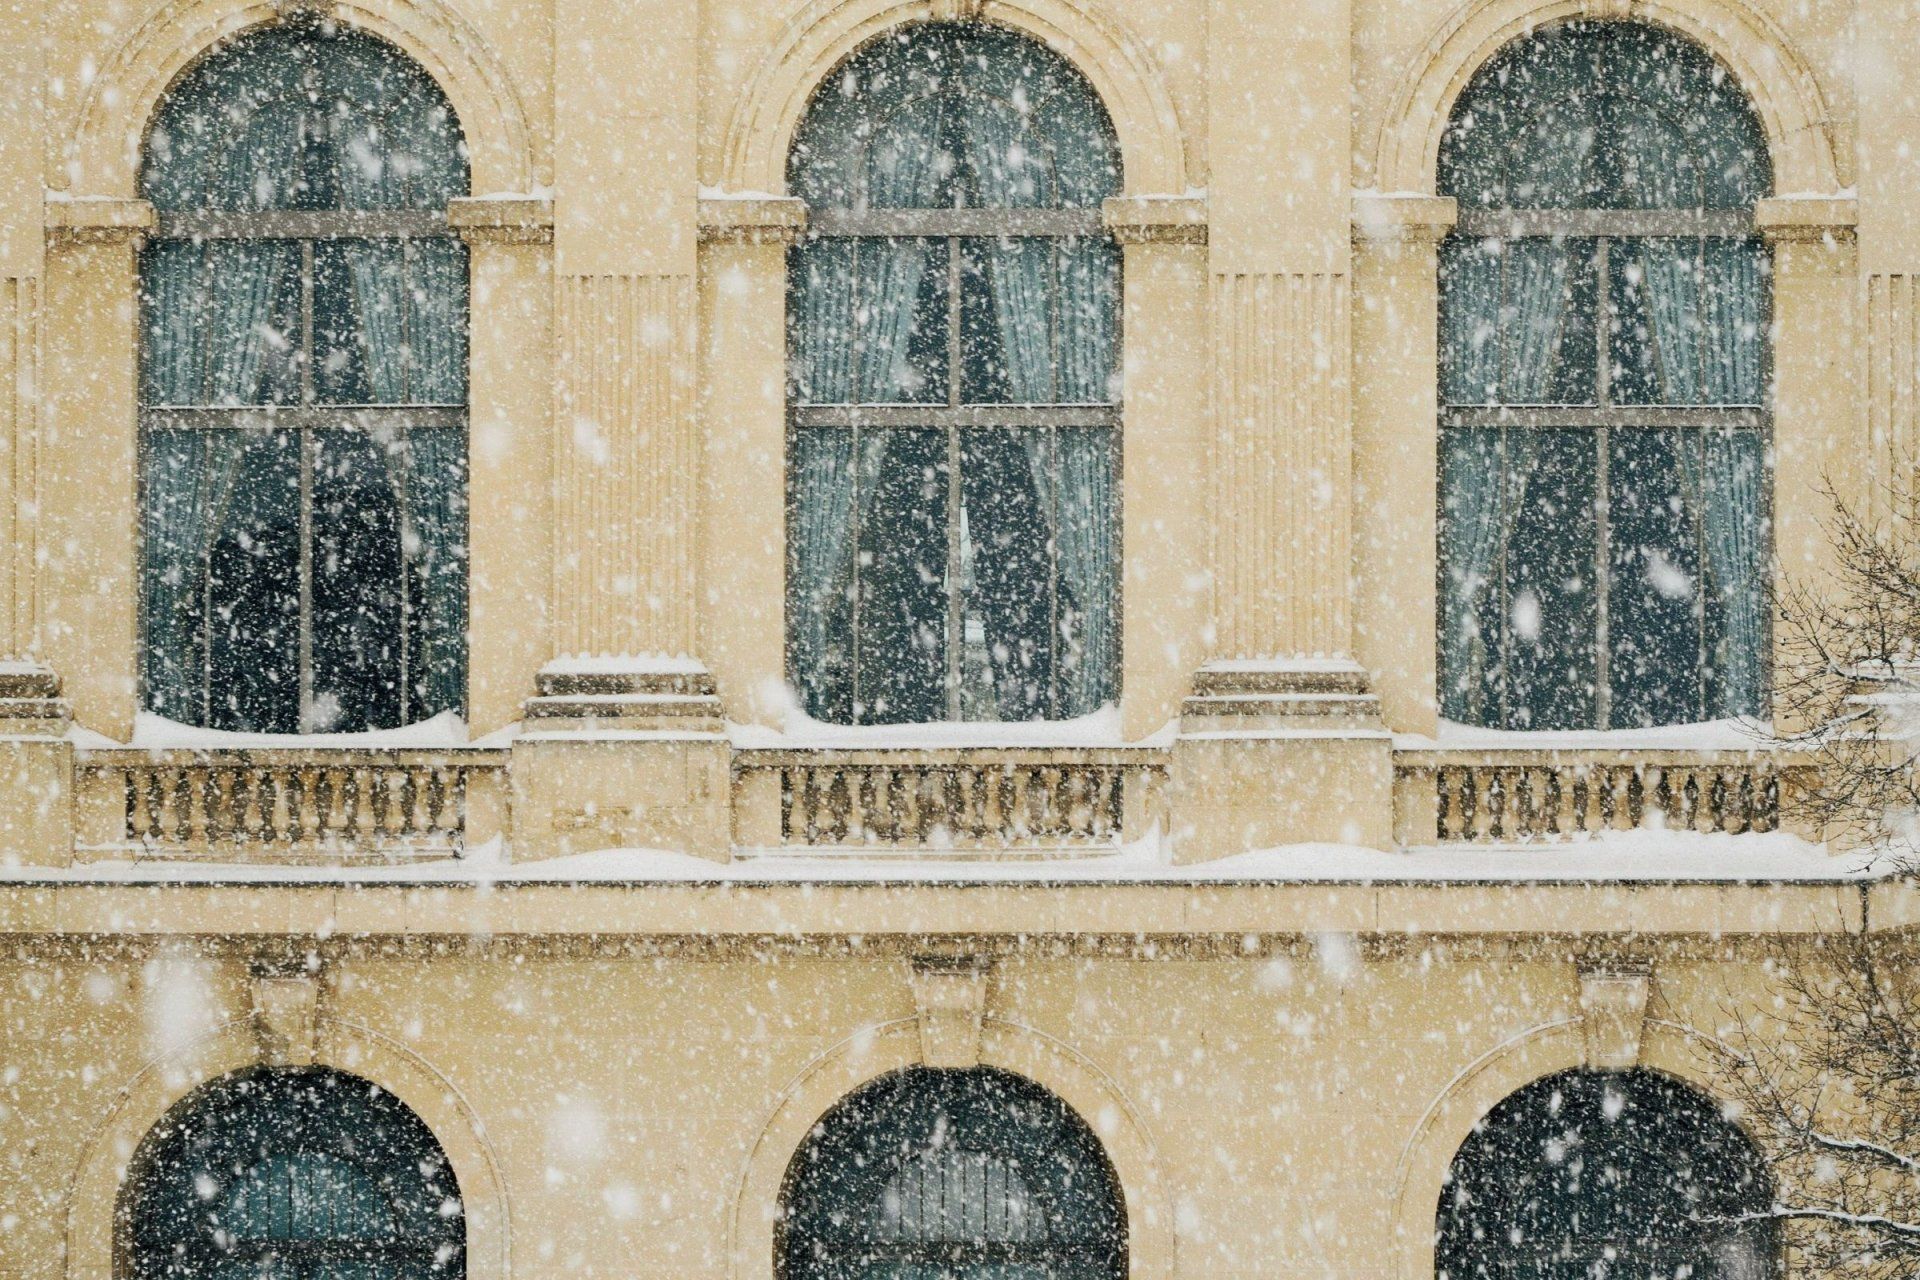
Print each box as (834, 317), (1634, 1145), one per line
(448, 195), (553, 245)
(44, 195), (154, 248)
(697, 194), (808, 246)
(908, 957), (989, 1068)
(1102, 194), (1207, 245)
(251, 969), (321, 1066)
(1351, 192), (1458, 245)
(1578, 961), (1652, 1070)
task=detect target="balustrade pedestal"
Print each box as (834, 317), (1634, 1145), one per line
(0, 662), (72, 865)
(509, 661), (731, 861)
(1169, 659), (1394, 861)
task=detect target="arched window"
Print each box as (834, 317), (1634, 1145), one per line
(1438, 1068), (1775, 1280)
(786, 23), (1122, 725)
(1437, 24), (1771, 730)
(778, 1066), (1127, 1278)
(123, 1066), (464, 1279)
(140, 23), (469, 734)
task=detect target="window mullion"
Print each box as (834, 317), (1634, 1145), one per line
(298, 236), (317, 732)
(946, 234), (964, 720)
(1594, 234), (1612, 731)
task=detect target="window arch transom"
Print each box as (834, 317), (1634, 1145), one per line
(122, 1066), (466, 1280)
(1437, 1068), (1775, 1280)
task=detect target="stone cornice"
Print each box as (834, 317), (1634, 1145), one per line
(697, 194), (808, 245)
(1755, 194), (1858, 244)
(1352, 192), (1458, 244)
(44, 195), (154, 247)
(447, 194), (554, 245)
(1101, 194), (1207, 245)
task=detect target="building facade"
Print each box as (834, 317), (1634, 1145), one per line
(0, 0), (1904, 1274)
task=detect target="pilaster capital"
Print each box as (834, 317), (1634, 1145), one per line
(697, 193), (808, 246)
(44, 195), (154, 249)
(1102, 194), (1208, 245)
(1755, 194), (1857, 245)
(448, 194), (554, 245)
(1352, 192), (1457, 245)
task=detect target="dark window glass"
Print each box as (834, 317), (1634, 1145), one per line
(125, 1066), (465, 1280)
(1436, 22), (1771, 730)
(138, 23), (468, 733)
(779, 1066), (1127, 1280)
(786, 23), (1121, 725)
(1437, 1069), (1775, 1280)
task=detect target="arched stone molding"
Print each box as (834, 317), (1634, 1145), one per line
(1386, 1015), (1765, 1280)
(62, 1016), (510, 1280)
(61, 0), (535, 201)
(719, 0), (1192, 198)
(728, 1017), (1176, 1279)
(1373, 0), (1840, 197)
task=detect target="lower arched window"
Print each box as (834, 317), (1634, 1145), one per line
(779, 1066), (1126, 1279)
(123, 1067), (464, 1280)
(1437, 1068), (1775, 1280)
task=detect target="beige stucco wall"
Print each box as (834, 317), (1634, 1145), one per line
(0, 0), (1900, 1273)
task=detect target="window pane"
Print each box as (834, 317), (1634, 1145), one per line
(789, 428), (858, 723)
(1439, 426), (1503, 725)
(791, 239), (949, 405)
(405, 425), (468, 721)
(204, 430), (302, 734)
(1704, 429), (1768, 718)
(310, 429), (405, 732)
(1503, 429), (1598, 730)
(1612, 238), (1767, 406)
(1059, 238), (1120, 404)
(854, 429), (949, 723)
(1608, 428), (1706, 727)
(958, 431), (1056, 719)
(141, 242), (302, 407)
(1056, 426), (1117, 713)
(1441, 239), (1596, 406)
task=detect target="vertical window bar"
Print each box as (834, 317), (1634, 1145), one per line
(946, 234), (965, 719)
(298, 237), (317, 732)
(1594, 235), (1612, 730)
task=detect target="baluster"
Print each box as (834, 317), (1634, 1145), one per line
(126, 769), (154, 844)
(408, 768), (433, 837)
(780, 768), (800, 842)
(381, 769), (408, 837)
(846, 768), (868, 845)
(1092, 769), (1118, 840)
(351, 768), (376, 840)
(155, 768), (184, 844)
(1757, 771), (1779, 832)
(294, 767), (320, 844)
(1435, 767), (1460, 840)
(982, 766), (1008, 843)
(323, 768), (349, 841)
(1731, 770), (1754, 834)
(435, 768), (463, 839)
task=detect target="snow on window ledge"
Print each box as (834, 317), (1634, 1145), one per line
(1396, 717), (1776, 753)
(124, 710), (472, 751)
(730, 704), (1173, 751)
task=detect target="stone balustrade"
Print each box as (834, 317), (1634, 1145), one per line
(731, 748), (1169, 852)
(1393, 749), (1812, 844)
(75, 748), (508, 860)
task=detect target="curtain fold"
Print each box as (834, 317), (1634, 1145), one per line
(405, 424), (468, 720)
